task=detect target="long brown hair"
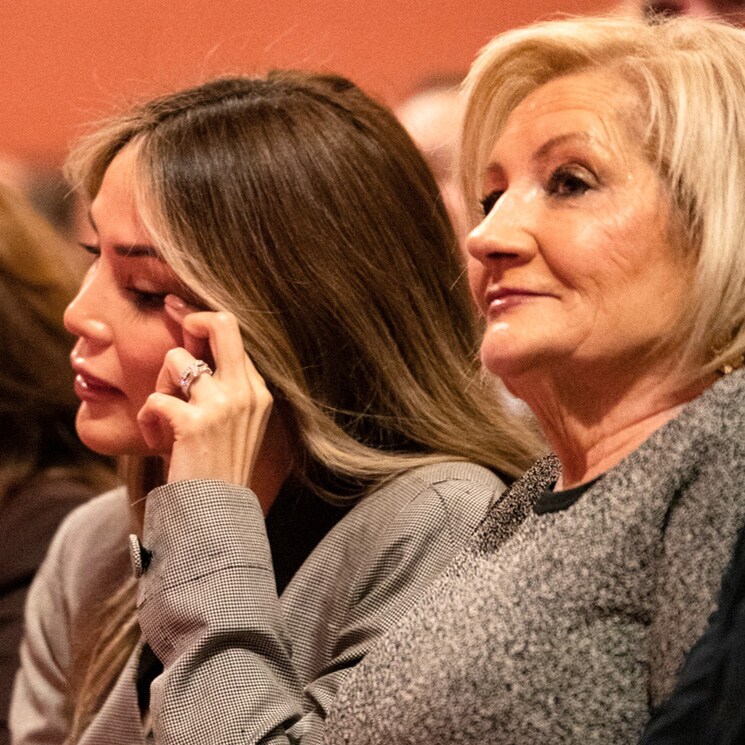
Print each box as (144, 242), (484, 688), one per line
(64, 71), (541, 738)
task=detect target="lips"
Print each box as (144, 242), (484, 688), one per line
(484, 286), (548, 315)
(72, 368), (123, 401)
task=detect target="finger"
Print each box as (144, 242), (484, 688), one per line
(137, 392), (180, 454)
(157, 347), (215, 401)
(165, 298), (244, 378)
(164, 299), (260, 390)
(180, 311), (251, 386)
(164, 294), (211, 363)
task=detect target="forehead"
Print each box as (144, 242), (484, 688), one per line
(491, 70), (641, 158)
(90, 145), (151, 241)
(91, 145), (138, 211)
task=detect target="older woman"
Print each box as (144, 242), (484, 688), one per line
(323, 16), (745, 743)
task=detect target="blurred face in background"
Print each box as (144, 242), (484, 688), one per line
(638, 0), (745, 28)
(396, 86), (470, 245)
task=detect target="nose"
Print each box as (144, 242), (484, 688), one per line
(63, 264), (113, 345)
(465, 189), (537, 268)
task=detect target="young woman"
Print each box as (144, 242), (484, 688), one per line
(10, 72), (538, 744)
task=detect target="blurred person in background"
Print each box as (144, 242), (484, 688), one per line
(396, 75), (470, 244)
(0, 155), (79, 241)
(639, 0), (745, 24)
(0, 183), (116, 745)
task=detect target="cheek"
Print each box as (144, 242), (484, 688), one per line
(119, 327), (181, 404)
(544, 212), (644, 291)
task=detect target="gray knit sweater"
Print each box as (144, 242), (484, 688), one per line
(324, 371), (745, 744)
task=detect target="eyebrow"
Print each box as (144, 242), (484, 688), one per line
(486, 131), (599, 178)
(87, 209), (162, 259)
(533, 132), (596, 162)
(484, 131), (607, 184)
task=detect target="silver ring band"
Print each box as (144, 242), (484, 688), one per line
(179, 360), (213, 399)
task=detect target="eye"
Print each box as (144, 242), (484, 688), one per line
(480, 191), (504, 216)
(547, 167), (594, 198)
(127, 289), (168, 312)
(78, 242), (101, 258)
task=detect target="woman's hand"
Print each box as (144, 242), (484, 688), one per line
(137, 294), (273, 487)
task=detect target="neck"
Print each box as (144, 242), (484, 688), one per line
(506, 360), (714, 490)
(251, 408), (294, 515)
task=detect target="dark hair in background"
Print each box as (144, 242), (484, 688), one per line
(0, 184), (113, 500)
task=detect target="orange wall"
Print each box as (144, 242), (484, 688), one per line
(3, 0), (612, 164)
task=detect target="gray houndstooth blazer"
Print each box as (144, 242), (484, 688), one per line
(10, 460), (504, 744)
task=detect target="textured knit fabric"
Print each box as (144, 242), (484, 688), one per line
(9, 461), (503, 745)
(324, 370), (745, 745)
(0, 477), (96, 745)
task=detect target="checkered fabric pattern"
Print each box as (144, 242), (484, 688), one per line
(10, 461), (504, 745)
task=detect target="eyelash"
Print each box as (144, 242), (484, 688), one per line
(479, 166), (594, 216)
(480, 191), (503, 216)
(79, 242), (100, 258)
(128, 289), (168, 312)
(78, 243), (167, 313)
(547, 168), (592, 198)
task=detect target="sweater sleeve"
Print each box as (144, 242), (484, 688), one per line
(138, 468), (501, 745)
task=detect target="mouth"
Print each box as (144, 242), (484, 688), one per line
(72, 368), (123, 401)
(484, 286), (548, 315)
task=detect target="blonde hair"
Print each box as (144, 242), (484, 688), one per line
(461, 15), (745, 380)
(64, 71), (541, 737)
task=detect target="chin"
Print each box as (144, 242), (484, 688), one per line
(480, 343), (531, 379)
(75, 410), (149, 457)
(480, 323), (569, 380)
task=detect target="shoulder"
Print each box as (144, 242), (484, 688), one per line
(362, 460), (504, 520)
(17, 486), (132, 711)
(602, 371), (745, 513)
(34, 486), (132, 616)
(664, 369), (745, 453)
(287, 461), (504, 608)
(50, 486), (131, 558)
(281, 462), (505, 682)
(341, 460), (504, 550)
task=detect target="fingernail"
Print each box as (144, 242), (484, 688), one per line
(164, 294), (187, 311)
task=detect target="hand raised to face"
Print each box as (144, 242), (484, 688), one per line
(136, 295), (273, 490)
